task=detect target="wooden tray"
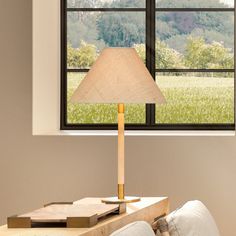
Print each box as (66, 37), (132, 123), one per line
(8, 201), (126, 228)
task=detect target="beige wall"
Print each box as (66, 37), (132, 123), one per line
(0, 0), (236, 235)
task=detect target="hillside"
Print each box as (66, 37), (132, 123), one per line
(67, 0), (234, 55)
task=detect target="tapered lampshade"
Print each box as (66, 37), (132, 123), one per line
(71, 48), (165, 104)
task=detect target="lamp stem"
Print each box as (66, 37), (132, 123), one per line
(118, 103), (125, 200)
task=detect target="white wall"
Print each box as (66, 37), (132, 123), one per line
(0, 1), (236, 235)
(33, 0), (60, 135)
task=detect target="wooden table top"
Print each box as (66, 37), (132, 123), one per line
(0, 197), (169, 236)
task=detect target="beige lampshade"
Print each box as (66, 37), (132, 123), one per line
(71, 48), (165, 104)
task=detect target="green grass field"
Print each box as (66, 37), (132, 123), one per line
(67, 73), (234, 124)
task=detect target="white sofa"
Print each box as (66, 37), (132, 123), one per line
(110, 221), (155, 236)
(110, 200), (220, 236)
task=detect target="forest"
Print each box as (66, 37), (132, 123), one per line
(67, 0), (234, 71)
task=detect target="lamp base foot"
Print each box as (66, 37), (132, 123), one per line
(101, 196), (141, 204)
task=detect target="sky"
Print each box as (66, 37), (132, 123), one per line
(100, 0), (234, 6)
(220, 0), (234, 6)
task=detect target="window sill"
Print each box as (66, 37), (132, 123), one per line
(33, 130), (235, 136)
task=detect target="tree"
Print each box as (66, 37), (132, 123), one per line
(68, 0), (102, 8)
(67, 41), (97, 68)
(164, 34), (189, 54)
(67, 44), (79, 68)
(96, 0), (145, 47)
(67, 0), (234, 55)
(156, 40), (184, 69)
(106, 0), (144, 8)
(185, 37), (234, 69)
(97, 13), (145, 47)
(133, 44), (145, 63)
(133, 41), (184, 69)
(156, 0), (234, 53)
(157, 0), (229, 8)
(67, 11), (105, 50)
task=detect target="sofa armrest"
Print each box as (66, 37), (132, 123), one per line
(110, 221), (155, 236)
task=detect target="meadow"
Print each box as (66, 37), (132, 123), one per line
(67, 73), (234, 124)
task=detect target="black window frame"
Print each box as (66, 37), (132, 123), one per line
(61, 0), (236, 131)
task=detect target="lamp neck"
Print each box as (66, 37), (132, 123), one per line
(118, 103), (124, 114)
(118, 103), (125, 200)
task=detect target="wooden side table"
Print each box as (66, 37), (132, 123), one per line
(0, 197), (169, 236)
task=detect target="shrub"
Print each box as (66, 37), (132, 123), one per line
(67, 41), (97, 68)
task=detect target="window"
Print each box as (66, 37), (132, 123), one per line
(61, 0), (235, 130)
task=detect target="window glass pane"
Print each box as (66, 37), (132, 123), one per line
(155, 73), (234, 124)
(156, 12), (234, 69)
(156, 0), (234, 8)
(67, 73), (145, 124)
(67, 0), (145, 8)
(67, 12), (145, 69)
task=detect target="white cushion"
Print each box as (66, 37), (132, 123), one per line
(110, 221), (155, 236)
(166, 200), (220, 236)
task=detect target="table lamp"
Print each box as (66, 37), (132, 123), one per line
(71, 48), (165, 203)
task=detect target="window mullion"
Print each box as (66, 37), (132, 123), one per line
(146, 0), (156, 126)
